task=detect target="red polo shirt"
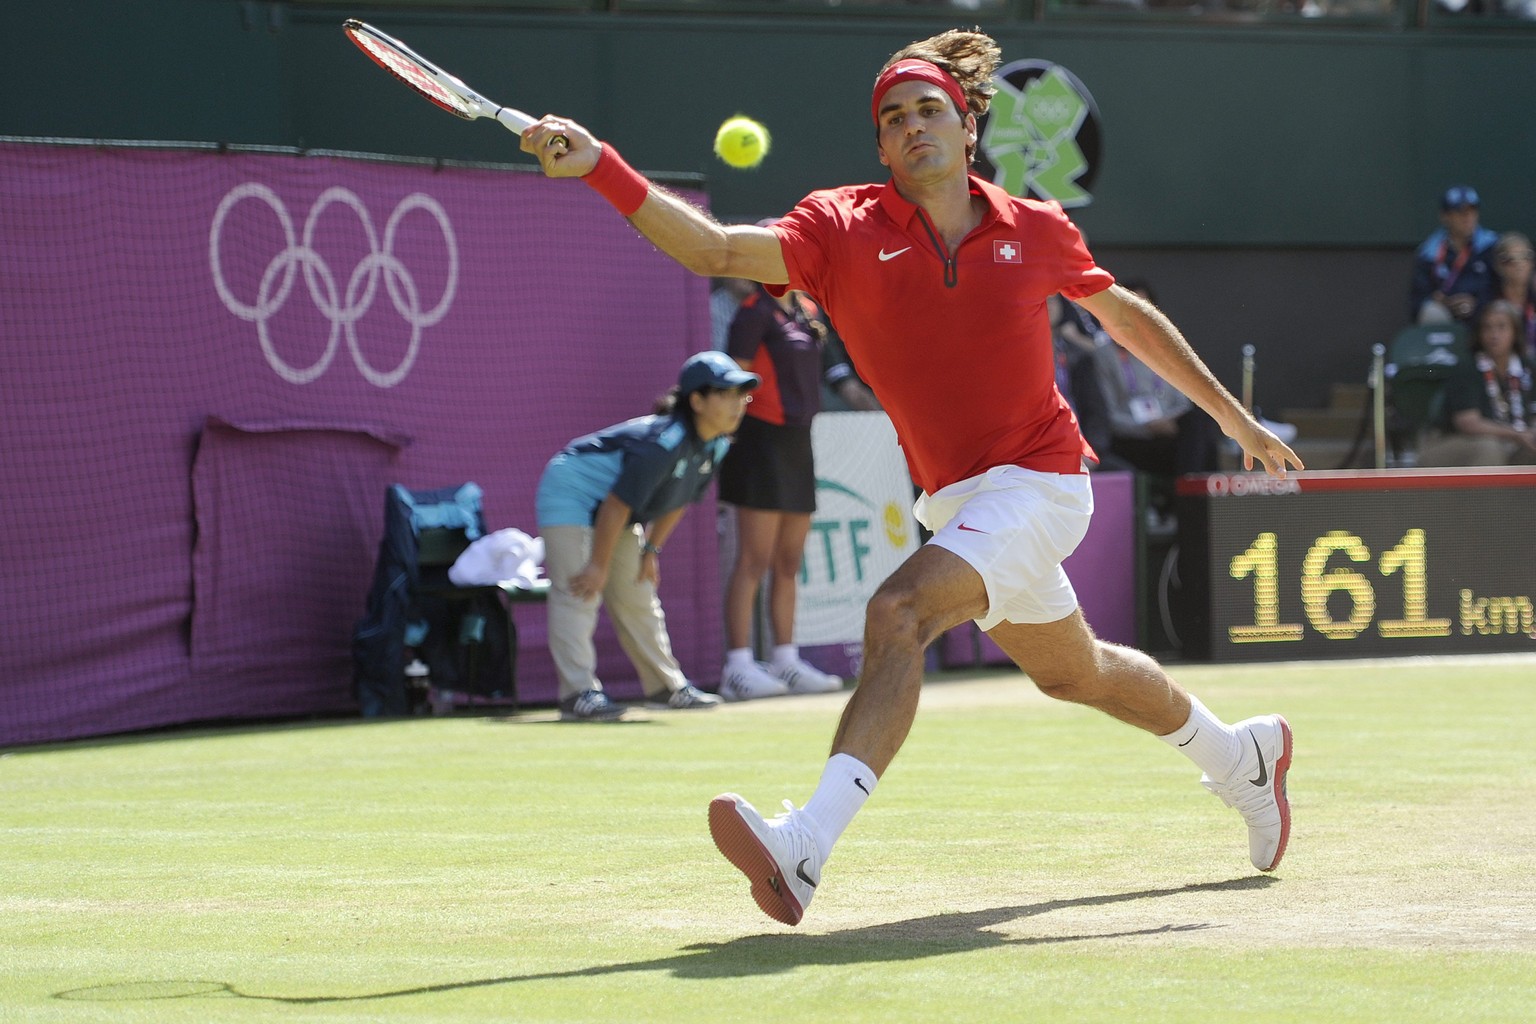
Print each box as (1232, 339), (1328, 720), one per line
(769, 175), (1113, 494)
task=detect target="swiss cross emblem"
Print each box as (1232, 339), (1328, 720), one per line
(994, 240), (1022, 264)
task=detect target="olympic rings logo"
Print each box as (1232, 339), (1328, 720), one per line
(209, 184), (458, 387)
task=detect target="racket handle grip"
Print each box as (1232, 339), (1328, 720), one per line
(496, 106), (535, 133)
(498, 107), (568, 149)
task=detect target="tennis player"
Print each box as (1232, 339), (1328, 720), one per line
(522, 28), (1302, 925)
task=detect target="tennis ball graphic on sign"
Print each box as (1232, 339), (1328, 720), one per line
(883, 503), (909, 548)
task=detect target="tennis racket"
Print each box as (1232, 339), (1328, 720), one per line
(343, 20), (567, 148)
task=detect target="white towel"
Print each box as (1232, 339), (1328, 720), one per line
(447, 528), (546, 589)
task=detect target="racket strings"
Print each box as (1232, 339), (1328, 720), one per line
(346, 26), (476, 119)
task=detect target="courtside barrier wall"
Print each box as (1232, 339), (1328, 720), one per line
(0, 139), (713, 746)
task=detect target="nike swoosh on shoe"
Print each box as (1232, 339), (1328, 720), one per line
(1247, 731), (1268, 788)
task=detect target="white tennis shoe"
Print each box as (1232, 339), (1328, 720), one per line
(708, 794), (822, 926)
(1201, 714), (1293, 872)
(720, 660), (790, 701)
(771, 658), (843, 694)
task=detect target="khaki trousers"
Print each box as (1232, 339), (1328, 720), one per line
(1417, 432), (1535, 467)
(541, 524), (687, 701)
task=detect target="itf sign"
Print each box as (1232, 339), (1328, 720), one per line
(796, 412), (921, 649)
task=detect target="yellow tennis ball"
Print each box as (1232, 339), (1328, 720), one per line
(714, 116), (771, 170)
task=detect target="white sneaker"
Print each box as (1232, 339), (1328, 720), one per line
(708, 793), (822, 926)
(645, 683), (722, 711)
(719, 660), (790, 701)
(1201, 714), (1293, 872)
(771, 658), (843, 694)
(667, 684), (721, 710)
(558, 689), (627, 722)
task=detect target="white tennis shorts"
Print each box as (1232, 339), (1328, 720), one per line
(914, 465), (1094, 631)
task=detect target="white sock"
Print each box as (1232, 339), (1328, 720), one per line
(1160, 694), (1243, 779)
(800, 753), (874, 856)
(725, 647), (755, 668)
(771, 644), (798, 668)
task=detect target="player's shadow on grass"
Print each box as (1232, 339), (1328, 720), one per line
(55, 876), (1274, 1004)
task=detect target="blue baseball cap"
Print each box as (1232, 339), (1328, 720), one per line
(1441, 185), (1480, 210)
(678, 351), (760, 395)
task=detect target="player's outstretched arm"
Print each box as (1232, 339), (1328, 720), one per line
(1078, 284), (1304, 478)
(521, 115), (788, 285)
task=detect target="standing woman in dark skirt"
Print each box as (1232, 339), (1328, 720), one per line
(717, 282), (859, 701)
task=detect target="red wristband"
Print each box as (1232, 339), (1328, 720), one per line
(583, 144), (650, 217)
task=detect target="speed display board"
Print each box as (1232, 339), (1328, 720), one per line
(1176, 469), (1536, 661)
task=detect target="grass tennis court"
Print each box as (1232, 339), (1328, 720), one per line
(5, 655), (1533, 1023)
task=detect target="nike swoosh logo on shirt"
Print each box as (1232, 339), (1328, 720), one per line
(878, 246), (911, 261)
(956, 523), (988, 534)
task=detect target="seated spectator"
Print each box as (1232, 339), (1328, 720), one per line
(1418, 300), (1536, 467)
(1087, 279), (1221, 527)
(1092, 339), (1223, 467)
(536, 352), (759, 720)
(1049, 295), (1127, 472)
(1488, 231), (1536, 364)
(1053, 293), (1110, 356)
(1091, 338), (1222, 526)
(1409, 185), (1499, 326)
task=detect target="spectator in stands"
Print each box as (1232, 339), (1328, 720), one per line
(536, 351), (759, 720)
(1417, 300), (1536, 466)
(1090, 279), (1222, 528)
(1049, 295), (1126, 471)
(1054, 292), (1109, 356)
(1409, 185), (1499, 326)
(716, 284), (875, 701)
(1488, 231), (1536, 364)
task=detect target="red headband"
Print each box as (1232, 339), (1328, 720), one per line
(871, 59), (969, 124)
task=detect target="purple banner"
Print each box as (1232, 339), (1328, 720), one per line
(1, 141), (715, 745)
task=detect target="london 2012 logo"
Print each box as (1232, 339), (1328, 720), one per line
(210, 184), (458, 388)
(976, 59), (1102, 209)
